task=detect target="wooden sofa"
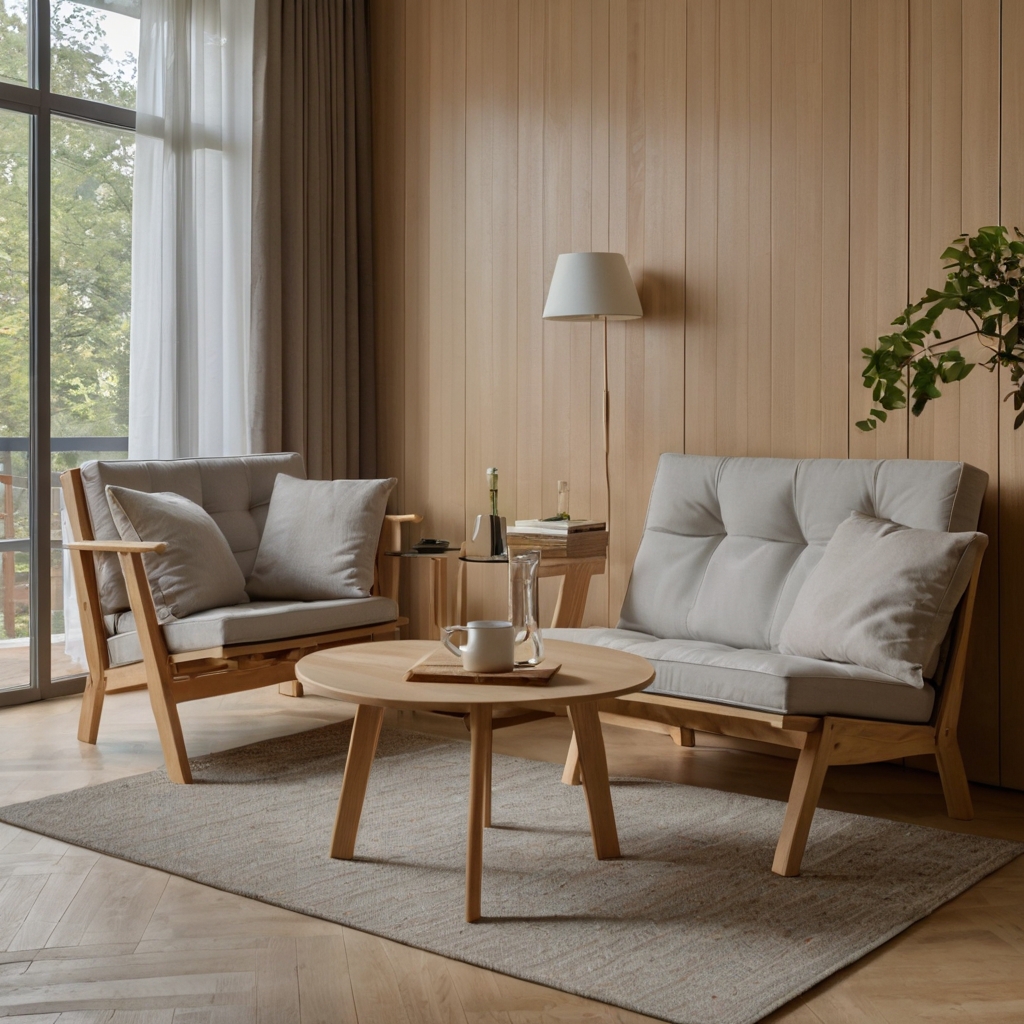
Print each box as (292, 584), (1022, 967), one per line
(555, 454), (988, 877)
(63, 453), (418, 784)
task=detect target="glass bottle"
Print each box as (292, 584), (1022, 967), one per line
(477, 466), (505, 557)
(488, 467), (499, 516)
(557, 480), (570, 519)
(509, 549), (544, 665)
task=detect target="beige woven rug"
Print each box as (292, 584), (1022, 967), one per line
(1, 722), (1020, 1024)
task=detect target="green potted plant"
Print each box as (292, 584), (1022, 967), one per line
(858, 225), (1024, 430)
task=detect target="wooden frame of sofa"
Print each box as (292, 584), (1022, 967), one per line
(562, 543), (987, 878)
(61, 467), (421, 785)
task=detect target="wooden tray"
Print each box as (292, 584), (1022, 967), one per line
(404, 646), (561, 686)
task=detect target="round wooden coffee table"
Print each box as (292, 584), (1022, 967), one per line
(295, 638), (654, 922)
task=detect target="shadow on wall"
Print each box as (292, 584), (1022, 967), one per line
(640, 269), (687, 325)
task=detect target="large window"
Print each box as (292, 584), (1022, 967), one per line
(0, 0), (136, 703)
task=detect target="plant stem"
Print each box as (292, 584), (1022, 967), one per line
(930, 328), (984, 348)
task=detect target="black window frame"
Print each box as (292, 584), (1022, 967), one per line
(0, 0), (136, 706)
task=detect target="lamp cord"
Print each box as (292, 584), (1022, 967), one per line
(603, 317), (611, 627)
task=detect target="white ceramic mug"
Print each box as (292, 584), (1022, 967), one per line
(441, 620), (515, 673)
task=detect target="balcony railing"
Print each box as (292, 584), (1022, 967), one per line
(0, 436), (130, 453)
(0, 436), (128, 642)
(0, 434), (129, 561)
(0, 436), (129, 556)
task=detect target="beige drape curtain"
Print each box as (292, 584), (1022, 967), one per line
(249, 0), (376, 479)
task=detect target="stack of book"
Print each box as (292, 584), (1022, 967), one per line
(506, 519), (608, 558)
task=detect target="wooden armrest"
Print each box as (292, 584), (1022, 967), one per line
(67, 540), (168, 554)
(385, 514), (423, 524)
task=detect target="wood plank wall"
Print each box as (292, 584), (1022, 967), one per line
(369, 0), (1024, 789)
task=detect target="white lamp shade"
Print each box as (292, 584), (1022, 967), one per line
(542, 251), (643, 321)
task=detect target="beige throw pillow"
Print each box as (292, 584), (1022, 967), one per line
(778, 511), (986, 687)
(105, 486), (249, 624)
(246, 475), (397, 601)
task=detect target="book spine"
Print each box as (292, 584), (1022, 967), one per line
(507, 531), (608, 557)
(511, 521), (606, 534)
(508, 526), (606, 537)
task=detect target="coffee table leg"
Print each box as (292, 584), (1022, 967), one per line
(561, 730), (583, 785)
(483, 739), (492, 828)
(466, 704), (493, 922)
(566, 701), (620, 859)
(330, 703), (385, 859)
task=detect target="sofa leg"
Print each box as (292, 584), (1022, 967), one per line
(936, 736), (973, 820)
(279, 680), (304, 697)
(670, 726), (695, 747)
(772, 723), (833, 877)
(562, 731), (583, 785)
(77, 672), (106, 744)
(116, 551), (192, 784)
(145, 675), (192, 785)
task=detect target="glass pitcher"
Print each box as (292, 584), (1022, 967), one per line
(508, 549), (544, 666)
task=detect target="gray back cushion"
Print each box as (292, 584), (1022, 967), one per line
(106, 486), (250, 623)
(619, 455), (988, 651)
(79, 453), (306, 616)
(246, 476), (397, 601)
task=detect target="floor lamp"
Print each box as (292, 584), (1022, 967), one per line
(542, 252), (644, 523)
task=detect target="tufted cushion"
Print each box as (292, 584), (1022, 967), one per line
(79, 453), (305, 617)
(618, 455), (988, 653)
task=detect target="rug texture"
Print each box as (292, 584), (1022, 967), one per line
(1, 722), (1020, 1024)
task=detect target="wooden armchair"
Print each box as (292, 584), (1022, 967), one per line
(555, 452), (990, 878)
(62, 466), (416, 784)
(562, 547), (985, 877)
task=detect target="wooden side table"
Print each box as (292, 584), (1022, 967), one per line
(383, 550), (453, 641)
(455, 545), (606, 629)
(385, 544), (606, 639)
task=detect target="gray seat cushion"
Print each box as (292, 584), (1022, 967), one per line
(547, 628), (936, 723)
(107, 595), (399, 667)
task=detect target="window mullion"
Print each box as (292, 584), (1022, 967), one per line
(29, 0), (51, 696)
(15, 0), (137, 700)
(50, 93), (136, 131)
(0, 82), (41, 114)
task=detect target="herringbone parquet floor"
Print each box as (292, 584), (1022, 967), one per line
(1, 686), (1022, 1022)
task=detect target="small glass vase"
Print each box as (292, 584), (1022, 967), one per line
(508, 549), (544, 666)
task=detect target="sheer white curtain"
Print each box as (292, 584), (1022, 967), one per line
(65, 0), (254, 666)
(128, 0), (255, 459)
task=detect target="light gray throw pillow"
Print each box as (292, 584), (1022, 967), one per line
(778, 511), (986, 687)
(246, 475), (397, 601)
(105, 485), (249, 624)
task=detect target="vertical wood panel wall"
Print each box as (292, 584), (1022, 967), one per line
(370, 0), (1024, 789)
